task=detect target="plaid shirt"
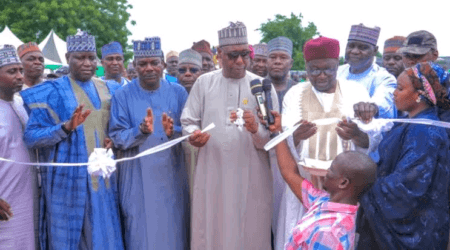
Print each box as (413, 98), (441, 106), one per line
(285, 180), (358, 250)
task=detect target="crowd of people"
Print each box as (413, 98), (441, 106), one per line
(1, 20), (450, 250)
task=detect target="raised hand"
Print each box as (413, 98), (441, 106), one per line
(140, 108), (154, 134)
(0, 199), (13, 221)
(162, 113), (174, 138)
(189, 130), (211, 147)
(64, 104), (91, 131)
(293, 120), (317, 146)
(353, 102), (378, 123)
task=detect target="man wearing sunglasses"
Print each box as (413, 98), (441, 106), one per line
(276, 36), (375, 250)
(108, 37), (189, 250)
(177, 49), (202, 200)
(181, 21), (279, 250)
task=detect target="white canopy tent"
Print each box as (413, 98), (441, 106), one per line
(0, 26), (24, 48)
(39, 29), (68, 65)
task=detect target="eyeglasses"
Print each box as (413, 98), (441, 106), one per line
(308, 67), (337, 76)
(226, 51), (251, 60)
(178, 67), (200, 74)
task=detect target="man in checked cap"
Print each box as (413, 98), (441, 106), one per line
(181, 21), (279, 250)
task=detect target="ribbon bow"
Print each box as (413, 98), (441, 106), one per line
(88, 148), (116, 179)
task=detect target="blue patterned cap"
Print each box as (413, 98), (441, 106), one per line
(179, 49), (202, 68)
(67, 30), (96, 52)
(133, 37), (162, 58)
(268, 37), (293, 56)
(101, 41), (123, 59)
(0, 44), (21, 68)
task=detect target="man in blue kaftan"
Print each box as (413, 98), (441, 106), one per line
(20, 30), (124, 250)
(108, 37), (189, 250)
(100, 41), (130, 87)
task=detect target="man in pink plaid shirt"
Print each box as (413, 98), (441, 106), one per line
(262, 111), (377, 250)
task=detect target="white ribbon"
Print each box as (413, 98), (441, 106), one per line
(264, 118), (450, 151)
(0, 123), (216, 178)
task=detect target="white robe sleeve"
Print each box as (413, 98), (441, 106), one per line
(181, 77), (204, 135)
(281, 85), (303, 162)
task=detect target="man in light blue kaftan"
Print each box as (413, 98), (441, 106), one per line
(337, 24), (397, 119)
(20, 31), (124, 250)
(108, 37), (189, 250)
(100, 41), (130, 87)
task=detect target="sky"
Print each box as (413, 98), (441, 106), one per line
(127, 0), (450, 58)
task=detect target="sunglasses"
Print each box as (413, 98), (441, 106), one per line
(308, 67), (337, 76)
(226, 51), (251, 60)
(178, 67), (200, 74)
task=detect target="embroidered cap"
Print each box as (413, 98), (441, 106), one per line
(166, 51), (179, 59)
(348, 24), (381, 46)
(218, 21), (248, 47)
(303, 36), (340, 62)
(253, 43), (269, 57)
(17, 42), (41, 58)
(101, 41), (123, 59)
(383, 36), (406, 54)
(67, 30), (96, 52)
(192, 40), (213, 56)
(133, 37), (163, 58)
(268, 37), (293, 56)
(179, 49), (202, 68)
(0, 44), (21, 68)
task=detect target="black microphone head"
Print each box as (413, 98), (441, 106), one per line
(262, 78), (272, 91)
(251, 84), (263, 95)
(250, 79), (262, 87)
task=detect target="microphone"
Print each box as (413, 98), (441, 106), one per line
(262, 79), (275, 125)
(250, 79), (268, 121)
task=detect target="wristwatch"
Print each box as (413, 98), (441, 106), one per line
(61, 122), (72, 135)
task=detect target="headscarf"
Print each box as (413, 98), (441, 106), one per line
(405, 62), (450, 110)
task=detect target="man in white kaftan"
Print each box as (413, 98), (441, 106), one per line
(181, 22), (279, 250)
(275, 37), (380, 249)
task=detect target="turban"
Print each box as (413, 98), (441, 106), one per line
(383, 36), (406, 54)
(192, 40), (213, 56)
(405, 62), (450, 110)
(17, 42), (41, 58)
(303, 36), (340, 62)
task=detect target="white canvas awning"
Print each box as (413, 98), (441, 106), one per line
(39, 30), (68, 65)
(0, 26), (24, 48)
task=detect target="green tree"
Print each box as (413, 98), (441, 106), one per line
(258, 13), (319, 70)
(0, 0), (136, 61)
